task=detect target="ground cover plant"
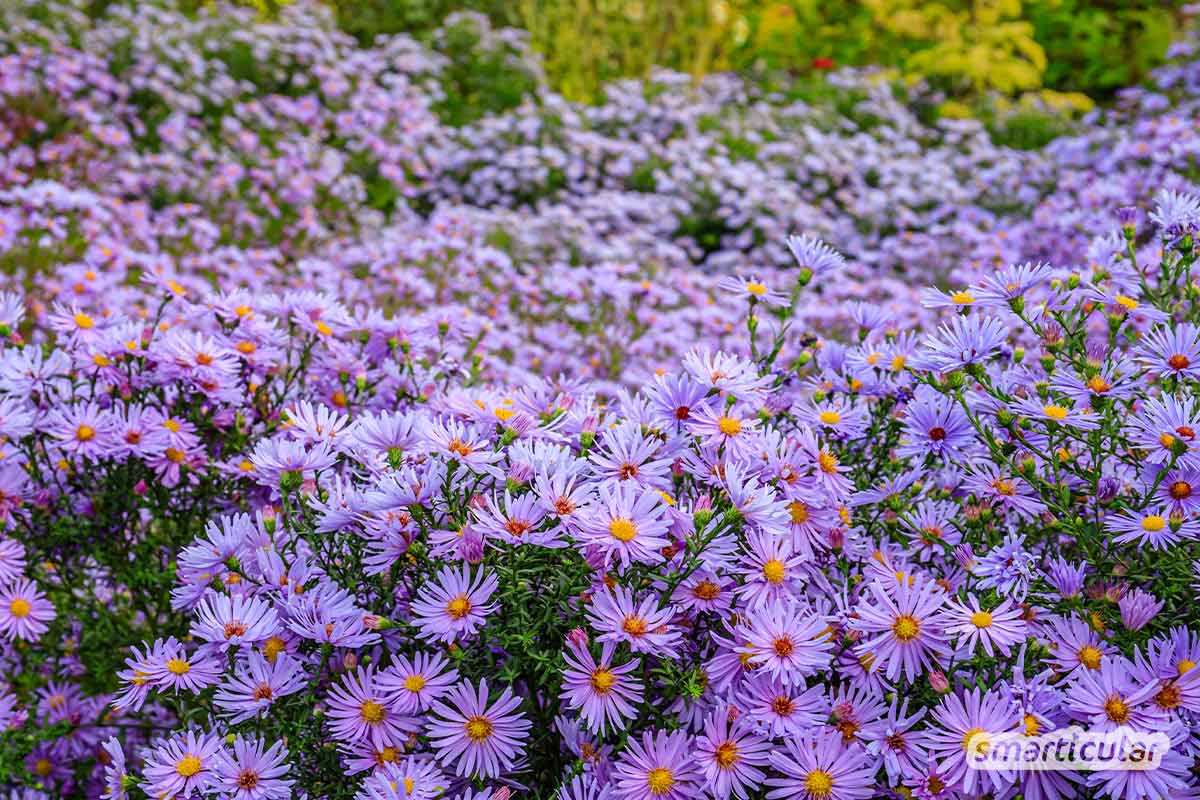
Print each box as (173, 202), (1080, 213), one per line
(2, 1), (1200, 798)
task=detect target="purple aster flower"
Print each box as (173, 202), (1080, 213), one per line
(426, 679), (531, 779)
(585, 585), (681, 656)
(926, 688), (1020, 796)
(974, 533), (1041, 599)
(410, 563), (499, 643)
(961, 462), (1046, 519)
(357, 757), (445, 798)
(612, 729), (699, 800)
(862, 698), (928, 783)
(736, 674), (827, 737)
(142, 730), (226, 799)
(735, 530), (805, 608)
(191, 593), (279, 652)
(1041, 615), (1112, 674)
(213, 651), (305, 724)
(326, 666), (419, 750)
(214, 738), (294, 800)
(1011, 396), (1100, 430)
(850, 578), (950, 682)
(694, 704), (772, 800)
(377, 650), (460, 713)
(1150, 465), (1200, 515)
(1104, 507), (1199, 550)
(766, 728), (877, 800)
(560, 639), (644, 735)
(738, 597), (833, 685)
(0, 578), (55, 641)
(897, 390), (974, 461)
(718, 274), (788, 306)
(944, 595), (1027, 657)
(148, 636), (224, 694)
(1127, 394), (1200, 467)
(910, 315), (1009, 372)
(1136, 322), (1200, 380)
(1044, 556), (1087, 599)
(577, 481), (672, 569)
(1064, 658), (1166, 732)
(785, 234), (845, 280)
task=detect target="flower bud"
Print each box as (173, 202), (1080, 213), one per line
(928, 669), (950, 693)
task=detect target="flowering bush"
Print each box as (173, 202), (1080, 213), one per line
(3, 1), (1200, 799)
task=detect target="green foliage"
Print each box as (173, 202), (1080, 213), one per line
(426, 12), (542, 126)
(1027, 0), (1182, 98)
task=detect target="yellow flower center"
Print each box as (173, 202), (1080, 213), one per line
(818, 410), (841, 425)
(950, 291), (975, 305)
(717, 416), (742, 436)
(76, 424), (96, 442)
(1078, 645), (1103, 670)
(360, 701), (386, 723)
(1104, 695), (1130, 724)
(762, 559), (786, 584)
(788, 501), (809, 524)
(590, 668), (616, 694)
(1115, 295), (1139, 310)
(963, 727), (989, 754)
(804, 769), (834, 798)
(1142, 515), (1166, 532)
(166, 658), (190, 675)
(1023, 714), (1040, 736)
(263, 637), (286, 662)
(8, 598), (30, 618)
(647, 767), (674, 795)
(746, 282), (767, 296)
(175, 755), (202, 778)
(464, 715), (493, 742)
(1178, 659), (1196, 675)
(714, 740), (739, 769)
(74, 312), (94, 330)
(892, 614), (920, 642)
(1087, 376), (1111, 393)
(970, 611), (993, 628)
(818, 451), (838, 473)
(1042, 405), (1069, 420)
(446, 595), (472, 619)
(403, 674), (426, 692)
(609, 518), (638, 542)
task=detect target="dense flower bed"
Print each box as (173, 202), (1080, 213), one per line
(2, 1), (1200, 799)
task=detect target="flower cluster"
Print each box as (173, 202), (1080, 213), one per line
(2, 1), (1200, 799)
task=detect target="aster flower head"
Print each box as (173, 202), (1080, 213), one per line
(785, 233), (846, 281)
(612, 729), (699, 800)
(586, 585), (681, 657)
(326, 666), (419, 750)
(944, 595), (1027, 658)
(191, 593), (279, 652)
(378, 650), (460, 713)
(213, 737), (295, 800)
(142, 730), (226, 800)
(213, 651), (305, 724)
(766, 728), (878, 800)
(910, 315), (1009, 373)
(0, 578), (55, 641)
(559, 639), (644, 735)
(410, 563), (499, 643)
(850, 577), (951, 682)
(695, 705), (772, 800)
(577, 482), (672, 570)
(426, 679), (531, 779)
(739, 597), (834, 685)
